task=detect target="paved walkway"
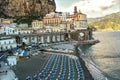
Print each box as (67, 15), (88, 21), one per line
(0, 62), (18, 80)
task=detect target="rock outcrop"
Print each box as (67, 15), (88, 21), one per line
(0, 0), (56, 18)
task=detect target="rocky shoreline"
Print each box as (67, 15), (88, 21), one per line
(77, 44), (109, 80)
(75, 45), (94, 80)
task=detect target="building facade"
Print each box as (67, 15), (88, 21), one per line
(43, 16), (61, 26)
(43, 12), (61, 26)
(1, 19), (13, 24)
(59, 21), (67, 32)
(74, 11), (87, 30)
(60, 12), (69, 21)
(2, 24), (22, 35)
(21, 28), (34, 34)
(67, 6), (87, 30)
(32, 20), (44, 29)
(5, 26), (22, 35)
(0, 37), (17, 51)
(18, 24), (28, 28)
(0, 26), (5, 35)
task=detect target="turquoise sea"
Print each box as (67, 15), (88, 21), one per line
(81, 31), (120, 80)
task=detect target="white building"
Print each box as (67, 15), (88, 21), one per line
(59, 21), (67, 32)
(0, 26), (5, 35)
(7, 56), (17, 66)
(21, 28), (33, 34)
(80, 20), (87, 29)
(73, 9), (87, 30)
(45, 12), (62, 18)
(60, 12), (69, 21)
(18, 24), (28, 28)
(0, 37), (17, 51)
(3, 24), (22, 35)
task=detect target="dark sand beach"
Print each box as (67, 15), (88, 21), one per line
(13, 53), (51, 80)
(13, 52), (93, 80)
(13, 42), (93, 80)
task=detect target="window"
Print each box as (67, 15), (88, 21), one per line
(13, 40), (16, 43)
(18, 32), (20, 34)
(6, 46), (8, 50)
(4, 41), (6, 44)
(15, 29), (17, 32)
(1, 47), (3, 50)
(39, 37), (41, 42)
(10, 46), (12, 49)
(25, 37), (27, 40)
(13, 30), (15, 33)
(32, 37), (34, 40)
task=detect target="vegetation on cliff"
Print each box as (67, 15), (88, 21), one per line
(0, 0), (56, 25)
(0, 0), (56, 18)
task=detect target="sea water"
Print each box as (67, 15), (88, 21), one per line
(81, 31), (120, 80)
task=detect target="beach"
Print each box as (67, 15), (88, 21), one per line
(13, 53), (51, 80)
(13, 43), (93, 80)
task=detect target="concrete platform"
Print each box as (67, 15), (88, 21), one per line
(0, 62), (18, 80)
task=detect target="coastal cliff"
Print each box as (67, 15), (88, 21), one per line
(0, 0), (56, 18)
(88, 12), (120, 31)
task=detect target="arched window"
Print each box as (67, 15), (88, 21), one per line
(4, 41), (6, 44)
(1, 47), (3, 50)
(6, 46), (8, 50)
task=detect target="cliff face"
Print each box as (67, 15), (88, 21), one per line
(0, 0), (56, 17)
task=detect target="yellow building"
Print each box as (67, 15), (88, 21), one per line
(1, 19), (13, 24)
(67, 6), (87, 30)
(51, 26), (60, 32)
(74, 11), (87, 21)
(73, 7), (87, 30)
(32, 20), (44, 29)
(21, 28), (34, 34)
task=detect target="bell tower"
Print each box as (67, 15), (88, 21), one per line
(74, 6), (77, 14)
